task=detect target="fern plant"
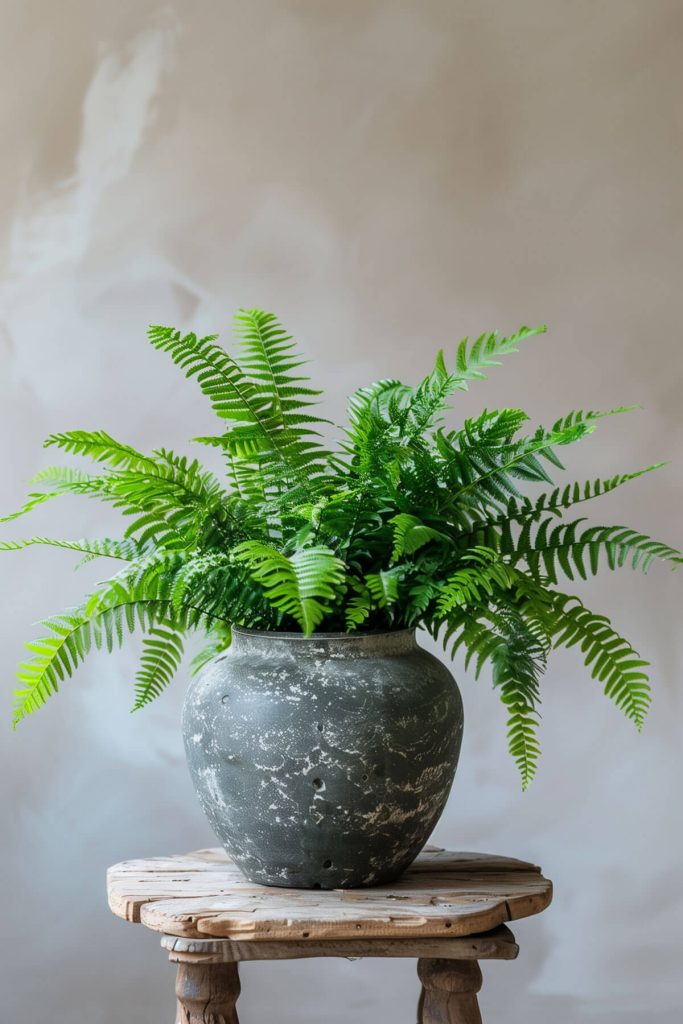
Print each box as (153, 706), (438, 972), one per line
(4, 309), (679, 787)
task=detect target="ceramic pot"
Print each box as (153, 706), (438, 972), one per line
(182, 627), (463, 889)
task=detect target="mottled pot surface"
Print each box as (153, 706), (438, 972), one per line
(182, 628), (463, 889)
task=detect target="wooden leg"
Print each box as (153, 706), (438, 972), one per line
(417, 959), (483, 1024)
(417, 984), (425, 1024)
(175, 961), (241, 1024)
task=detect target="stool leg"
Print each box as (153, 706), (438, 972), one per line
(175, 961), (241, 1024)
(417, 959), (483, 1024)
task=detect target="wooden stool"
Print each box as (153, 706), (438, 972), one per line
(107, 846), (552, 1023)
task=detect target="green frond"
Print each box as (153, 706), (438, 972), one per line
(321, 492), (385, 562)
(0, 473), (106, 525)
(452, 325), (547, 389)
(504, 707), (542, 791)
(503, 518), (682, 583)
(168, 552), (230, 612)
(104, 452), (239, 549)
(450, 408), (531, 452)
(490, 610), (548, 789)
(7, 307), (677, 787)
(469, 464), (666, 535)
(233, 308), (323, 412)
(341, 327), (545, 481)
(102, 549), (189, 596)
(234, 542), (346, 634)
(12, 599), (147, 727)
(549, 406), (640, 432)
(451, 412), (605, 504)
(0, 536), (146, 562)
(345, 379), (409, 435)
(404, 577), (440, 625)
(149, 317), (329, 496)
(132, 623), (186, 710)
(365, 567), (403, 608)
(12, 574), (227, 726)
(30, 466), (98, 486)
(148, 325), (252, 421)
(341, 380), (417, 479)
(191, 623), (233, 675)
(547, 592), (651, 728)
(44, 430), (157, 470)
(345, 589), (373, 630)
(434, 601), (547, 787)
(432, 607), (498, 676)
(389, 513), (450, 563)
(435, 549), (516, 616)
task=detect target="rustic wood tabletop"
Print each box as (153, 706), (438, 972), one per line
(107, 845), (552, 1023)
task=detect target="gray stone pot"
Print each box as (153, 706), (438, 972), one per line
(182, 628), (463, 889)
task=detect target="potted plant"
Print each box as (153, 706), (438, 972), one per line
(4, 309), (679, 888)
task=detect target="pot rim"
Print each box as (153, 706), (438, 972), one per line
(232, 625), (416, 641)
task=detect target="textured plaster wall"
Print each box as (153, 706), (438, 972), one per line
(1, 2), (682, 1021)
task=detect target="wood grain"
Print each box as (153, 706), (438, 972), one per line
(418, 958), (483, 1024)
(107, 846), (551, 942)
(175, 961), (240, 1024)
(161, 924), (519, 963)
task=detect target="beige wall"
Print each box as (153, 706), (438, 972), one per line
(2, 2), (682, 1020)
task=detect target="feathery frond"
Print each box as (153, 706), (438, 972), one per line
(133, 623), (186, 710)
(4, 308), (676, 788)
(234, 542), (346, 634)
(44, 430), (158, 470)
(502, 518), (682, 583)
(547, 592), (651, 727)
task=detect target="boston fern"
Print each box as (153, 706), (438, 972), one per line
(4, 310), (680, 787)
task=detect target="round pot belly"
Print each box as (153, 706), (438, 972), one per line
(182, 628), (463, 889)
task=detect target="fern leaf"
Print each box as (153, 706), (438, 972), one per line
(12, 604), (134, 726)
(365, 567), (403, 607)
(104, 452), (238, 549)
(30, 466), (99, 486)
(504, 706), (542, 791)
(132, 623), (186, 710)
(149, 317), (329, 492)
(389, 513), (450, 563)
(435, 601), (547, 787)
(451, 325), (547, 389)
(433, 607), (501, 677)
(44, 430), (157, 470)
(233, 308), (324, 416)
(436, 549), (516, 615)
(341, 328), (545, 480)
(341, 380), (415, 479)
(11, 569), (232, 726)
(191, 624), (233, 675)
(453, 415), (599, 502)
(490, 610), (548, 789)
(443, 408), (638, 518)
(504, 518), (682, 583)
(547, 592), (651, 727)
(0, 536), (146, 561)
(345, 590), (373, 630)
(234, 542), (346, 634)
(407, 588), (436, 627)
(0, 473), (106, 524)
(458, 408), (531, 447)
(168, 552), (226, 611)
(467, 464), (666, 536)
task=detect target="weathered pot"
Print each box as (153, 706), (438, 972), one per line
(182, 628), (463, 889)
